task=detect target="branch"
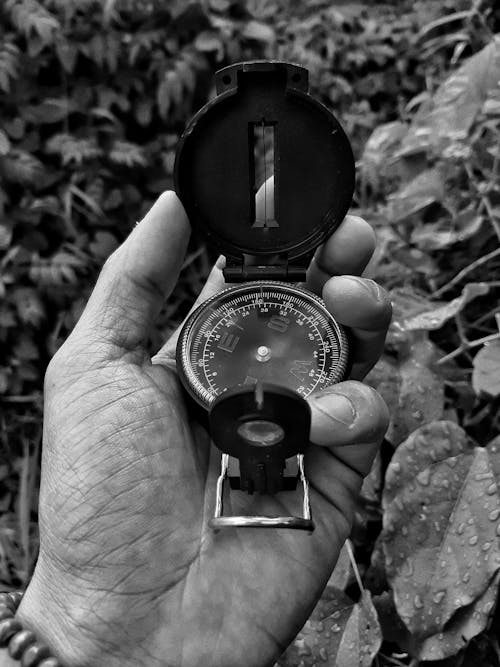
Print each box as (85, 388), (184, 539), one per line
(432, 246), (500, 298)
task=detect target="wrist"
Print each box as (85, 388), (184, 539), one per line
(17, 560), (119, 667)
(17, 555), (174, 667)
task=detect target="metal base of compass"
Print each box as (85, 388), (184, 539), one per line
(209, 453), (314, 532)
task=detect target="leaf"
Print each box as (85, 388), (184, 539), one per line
(367, 342), (445, 447)
(412, 573), (500, 661)
(278, 588), (382, 667)
(108, 140), (147, 168)
(383, 421), (472, 509)
(398, 38), (500, 157)
(23, 98), (73, 124)
(194, 31), (224, 54)
(393, 283), (490, 332)
(13, 288), (45, 326)
(242, 20), (276, 43)
(0, 130), (11, 155)
(135, 99), (152, 127)
(360, 451), (382, 507)
(157, 76), (172, 120)
(8, 0), (60, 44)
(382, 423), (500, 645)
(326, 542), (353, 591)
(472, 340), (500, 398)
(4, 117), (25, 140)
(0, 220), (13, 249)
(13, 334), (38, 361)
(89, 231), (119, 261)
(360, 121), (408, 190)
(46, 134), (102, 166)
(411, 208), (484, 251)
(386, 167), (445, 223)
(0, 41), (20, 93)
(373, 584), (500, 662)
(54, 36), (78, 73)
(387, 353), (445, 446)
(0, 149), (45, 185)
(335, 591), (382, 666)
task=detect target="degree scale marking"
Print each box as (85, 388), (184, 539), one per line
(199, 297), (332, 392)
(188, 289), (340, 400)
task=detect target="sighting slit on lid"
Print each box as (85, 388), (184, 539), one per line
(250, 120), (278, 228)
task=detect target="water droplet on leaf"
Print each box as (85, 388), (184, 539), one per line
(433, 591), (446, 604)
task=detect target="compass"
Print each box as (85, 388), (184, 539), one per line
(174, 60), (355, 531)
(178, 282), (348, 409)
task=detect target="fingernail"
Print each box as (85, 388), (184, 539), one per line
(314, 392), (357, 427)
(343, 275), (382, 301)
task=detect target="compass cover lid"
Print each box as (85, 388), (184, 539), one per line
(174, 60), (355, 280)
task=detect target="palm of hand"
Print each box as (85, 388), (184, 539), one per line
(20, 193), (391, 667)
(41, 346), (348, 667)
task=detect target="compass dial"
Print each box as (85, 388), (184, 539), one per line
(177, 282), (349, 409)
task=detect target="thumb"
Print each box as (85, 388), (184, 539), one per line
(72, 191), (190, 353)
(307, 380), (389, 477)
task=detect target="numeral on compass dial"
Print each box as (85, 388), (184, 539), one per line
(217, 332), (240, 353)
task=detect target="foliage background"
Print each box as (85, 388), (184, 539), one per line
(1, 0), (500, 665)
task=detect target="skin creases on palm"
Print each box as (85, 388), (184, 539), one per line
(18, 193), (391, 667)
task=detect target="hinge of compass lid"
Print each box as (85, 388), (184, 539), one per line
(223, 253), (310, 282)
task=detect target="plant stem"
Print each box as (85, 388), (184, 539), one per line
(433, 246), (500, 298)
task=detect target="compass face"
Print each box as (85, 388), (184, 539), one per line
(177, 282), (348, 408)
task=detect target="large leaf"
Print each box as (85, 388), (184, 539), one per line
(277, 588), (382, 667)
(472, 340), (500, 398)
(373, 583), (500, 662)
(22, 98), (74, 124)
(413, 573), (500, 661)
(383, 421), (471, 509)
(410, 207), (484, 251)
(382, 423), (500, 646)
(366, 341), (445, 447)
(386, 353), (444, 446)
(386, 167), (445, 223)
(360, 120), (408, 192)
(398, 38), (500, 156)
(391, 283), (490, 332)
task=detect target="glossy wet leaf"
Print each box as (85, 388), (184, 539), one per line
(373, 582), (500, 662)
(386, 354), (444, 446)
(398, 39), (500, 156)
(472, 340), (500, 398)
(277, 588), (382, 667)
(367, 343), (445, 447)
(382, 424), (500, 641)
(413, 572), (500, 661)
(401, 282), (490, 331)
(383, 421), (472, 508)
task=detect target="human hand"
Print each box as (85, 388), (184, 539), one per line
(17, 192), (391, 667)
